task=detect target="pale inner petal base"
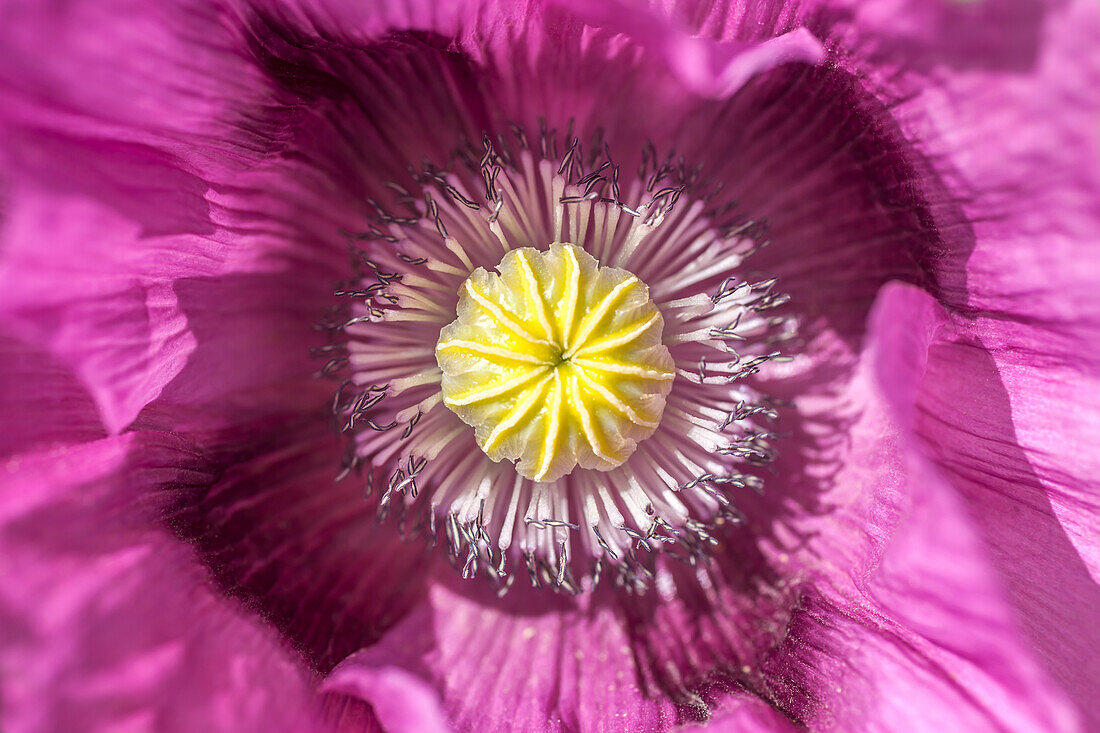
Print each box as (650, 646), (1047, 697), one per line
(436, 243), (675, 482)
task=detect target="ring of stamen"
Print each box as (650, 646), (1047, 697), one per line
(323, 125), (791, 592)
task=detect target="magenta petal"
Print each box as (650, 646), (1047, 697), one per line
(149, 271), (336, 428)
(0, 329), (105, 456)
(866, 282), (946, 426)
(249, 0), (525, 45)
(0, 140), (221, 433)
(163, 421), (433, 674)
(870, 282), (1100, 727)
(838, 0), (1048, 72)
(845, 14), (1100, 724)
(770, 359), (1080, 730)
(0, 0), (273, 156)
(323, 664), (450, 733)
(3, 1), (1095, 730)
(549, 0), (823, 98)
(702, 697), (798, 732)
(0, 280), (195, 435)
(327, 580), (683, 731)
(0, 436), (327, 733)
(856, 432), (1076, 731)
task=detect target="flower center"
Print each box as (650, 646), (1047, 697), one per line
(327, 126), (790, 591)
(436, 243), (674, 482)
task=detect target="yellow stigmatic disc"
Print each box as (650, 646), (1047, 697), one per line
(436, 242), (675, 482)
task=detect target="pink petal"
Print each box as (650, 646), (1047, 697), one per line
(772, 329), (1079, 731)
(0, 435), (329, 732)
(326, 579), (683, 731)
(549, 0), (823, 98)
(871, 282), (1100, 728)
(0, 0), (273, 157)
(164, 419), (434, 675)
(849, 3), (1100, 720)
(702, 696), (799, 732)
(0, 329), (104, 456)
(323, 666), (450, 733)
(0, 135), (214, 433)
(833, 0), (1047, 72)
(148, 271), (337, 429)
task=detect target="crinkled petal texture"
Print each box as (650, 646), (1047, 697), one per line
(829, 0), (1100, 725)
(0, 0), (1097, 731)
(0, 435), (325, 732)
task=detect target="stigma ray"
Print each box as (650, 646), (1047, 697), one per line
(437, 243), (674, 482)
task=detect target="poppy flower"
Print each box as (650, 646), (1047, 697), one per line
(1, 0), (1097, 731)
